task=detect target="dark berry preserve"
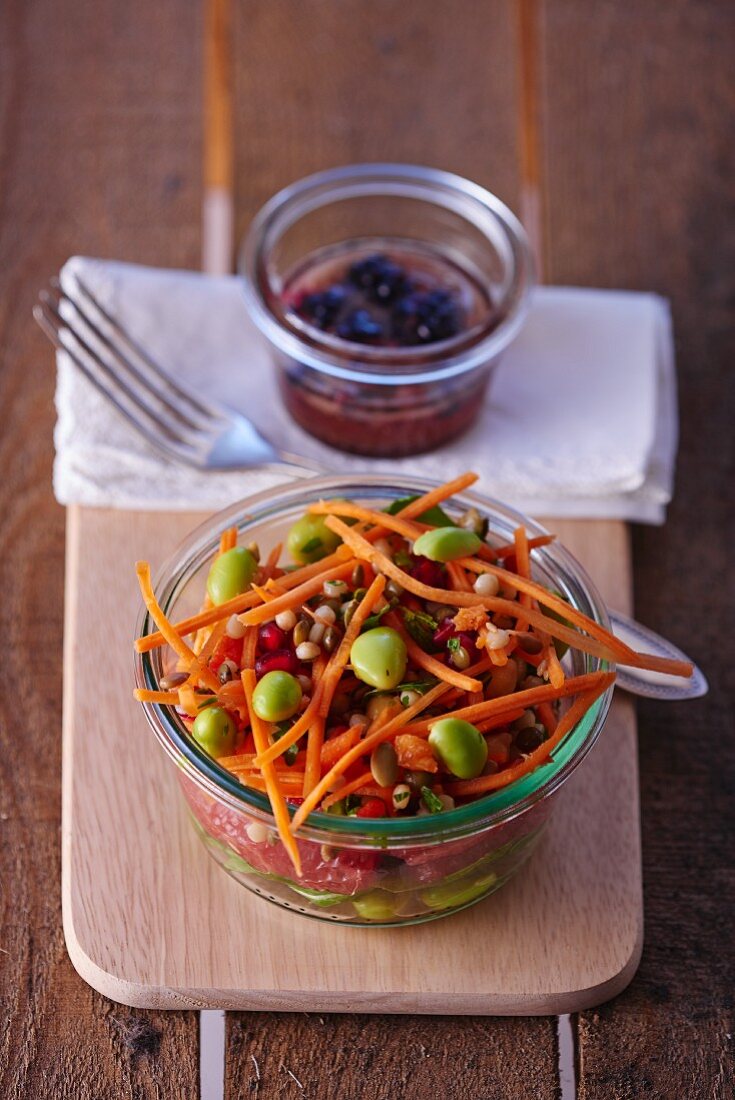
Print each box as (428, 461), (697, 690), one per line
(242, 166), (533, 458)
(283, 241), (496, 353)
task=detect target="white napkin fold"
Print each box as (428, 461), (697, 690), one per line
(53, 256), (677, 523)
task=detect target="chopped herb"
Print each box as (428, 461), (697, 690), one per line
(300, 536), (323, 555)
(362, 603), (393, 630)
(273, 721), (300, 765)
(400, 607), (439, 651)
(196, 695), (217, 710)
(394, 789), (410, 804)
(447, 636), (461, 653)
(394, 549), (413, 569)
(420, 786), (444, 814)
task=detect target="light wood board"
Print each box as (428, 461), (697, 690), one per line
(62, 506), (642, 1014)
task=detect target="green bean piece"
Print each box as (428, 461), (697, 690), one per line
(428, 717), (488, 779)
(350, 626), (407, 690)
(412, 526), (482, 563)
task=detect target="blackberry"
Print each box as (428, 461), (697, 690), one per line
(337, 308), (383, 343)
(349, 253), (407, 304)
(298, 285), (346, 329)
(414, 288), (461, 343)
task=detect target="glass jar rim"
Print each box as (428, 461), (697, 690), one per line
(134, 472), (614, 846)
(239, 163), (535, 386)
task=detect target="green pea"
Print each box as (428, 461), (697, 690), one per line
(191, 706), (236, 758)
(428, 718), (488, 779)
(286, 514), (341, 564)
(352, 891), (397, 921)
(350, 627), (407, 691)
(411, 526), (482, 563)
(206, 546), (258, 605)
(420, 872), (497, 911)
(252, 671), (302, 723)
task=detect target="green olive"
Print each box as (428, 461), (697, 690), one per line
(191, 706), (236, 758)
(420, 872), (497, 911)
(252, 671), (302, 723)
(428, 718), (488, 779)
(350, 627), (407, 691)
(286, 514), (341, 564)
(412, 526), (482, 562)
(352, 891), (397, 921)
(206, 546), (258, 605)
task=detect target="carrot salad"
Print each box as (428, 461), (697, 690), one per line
(134, 471), (692, 875)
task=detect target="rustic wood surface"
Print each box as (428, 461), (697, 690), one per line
(0, 0), (732, 1096)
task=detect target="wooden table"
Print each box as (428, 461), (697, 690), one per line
(1, 2), (732, 1096)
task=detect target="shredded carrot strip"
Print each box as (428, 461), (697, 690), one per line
(513, 525), (532, 631)
(135, 549), (351, 652)
(290, 683), (449, 832)
(447, 560), (474, 594)
(488, 533), (556, 560)
(384, 611), (482, 693)
(396, 472), (479, 518)
(241, 562), (355, 627)
(475, 710), (526, 733)
(308, 499), (421, 541)
(317, 573), (386, 717)
(135, 561), (220, 692)
(260, 542), (283, 583)
(326, 517), (692, 677)
(254, 696), (324, 768)
(319, 725), (363, 769)
(133, 689), (180, 704)
(446, 673), (614, 796)
(241, 670), (302, 875)
(537, 701), (559, 734)
(397, 671), (610, 738)
(302, 716), (326, 796)
(545, 644), (566, 689)
(321, 770), (375, 810)
(184, 618), (227, 689)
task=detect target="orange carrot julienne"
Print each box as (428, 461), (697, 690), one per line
(319, 724), (363, 769)
(290, 683), (450, 832)
(513, 525), (532, 631)
(320, 770), (375, 810)
(487, 533), (556, 560)
(302, 715), (326, 797)
(133, 688), (180, 704)
(537, 700), (559, 734)
(384, 611), (482, 693)
(241, 670), (302, 876)
(135, 561), (220, 692)
(135, 548), (351, 652)
(327, 517), (692, 677)
(447, 560), (474, 594)
(446, 673), (614, 797)
(254, 695), (324, 768)
(317, 573), (386, 718)
(396, 671), (609, 739)
(396, 471), (478, 518)
(241, 561), (355, 627)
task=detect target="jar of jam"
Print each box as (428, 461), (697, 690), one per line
(240, 164), (534, 458)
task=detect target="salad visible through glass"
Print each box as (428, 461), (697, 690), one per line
(134, 472), (692, 921)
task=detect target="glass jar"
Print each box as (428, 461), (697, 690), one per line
(134, 474), (614, 926)
(240, 165), (534, 457)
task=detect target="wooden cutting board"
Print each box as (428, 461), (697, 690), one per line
(61, 506), (642, 1014)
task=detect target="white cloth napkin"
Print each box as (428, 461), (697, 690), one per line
(53, 256), (678, 523)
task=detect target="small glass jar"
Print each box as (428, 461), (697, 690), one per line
(134, 474), (614, 927)
(240, 165), (534, 457)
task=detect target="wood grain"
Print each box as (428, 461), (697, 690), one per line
(226, 1013), (560, 1100)
(538, 1), (735, 1095)
(63, 508), (640, 1020)
(0, 1), (202, 1096)
(232, 0), (522, 238)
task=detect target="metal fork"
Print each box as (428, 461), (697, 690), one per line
(34, 275), (314, 470)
